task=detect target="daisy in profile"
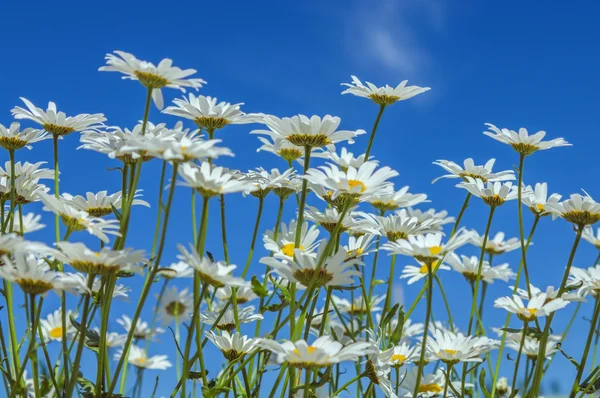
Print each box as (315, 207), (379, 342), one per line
(331, 295), (385, 316)
(157, 261), (194, 279)
(214, 285), (259, 305)
(200, 306), (263, 332)
(252, 114), (365, 148)
(344, 234), (377, 261)
(401, 261), (451, 284)
(368, 186), (429, 213)
(470, 231), (521, 256)
(177, 162), (257, 198)
(0, 175), (49, 205)
(102, 331), (128, 348)
(206, 331), (260, 361)
(433, 158), (515, 184)
(164, 94), (256, 130)
(0, 161), (54, 181)
(513, 283), (584, 303)
(0, 253), (85, 296)
(304, 161), (397, 205)
(54, 241), (146, 276)
(177, 244), (245, 288)
(505, 332), (559, 360)
(273, 174), (302, 200)
(341, 75), (430, 106)
(263, 219), (321, 258)
(385, 342), (420, 368)
(38, 193), (120, 243)
(569, 265), (600, 297)
(456, 177), (518, 207)
(405, 208), (455, 232)
(521, 182), (562, 217)
(11, 97), (106, 137)
(260, 243), (361, 288)
(0, 233), (50, 258)
(484, 123), (571, 156)
(61, 190), (149, 217)
(241, 167), (294, 198)
(363, 210), (433, 241)
(382, 230), (473, 265)
(304, 206), (372, 234)
(113, 345), (172, 370)
(545, 193), (600, 227)
(39, 309), (77, 343)
(254, 134), (306, 162)
(117, 315), (164, 341)
(583, 226), (600, 249)
(494, 293), (568, 322)
(11, 212), (45, 235)
(425, 329), (499, 365)
(312, 147), (373, 172)
(0, 122), (49, 151)
(157, 286), (193, 326)
(445, 253), (514, 284)
(99, 51), (205, 109)
(259, 335), (375, 369)
(401, 368), (466, 397)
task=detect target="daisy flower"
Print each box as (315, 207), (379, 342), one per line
(99, 51), (205, 110)
(470, 231), (521, 256)
(304, 161), (397, 205)
(206, 331), (260, 361)
(445, 253), (514, 283)
(61, 190), (149, 217)
(401, 261), (451, 284)
(177, 162), (257, 198)
(214, 285), (259, 305)
(495, 377), (512, 397)
(331, 295), (385, 316)
(90, 277), (130, 301)
(242, 167), (294, 198)
(200, 306), (263, 332)
(0, 253), (85, 296)
(177, 244), (245, 288)
(263, 219), (321, 258)
(11, 97), (106, 136)
(341, 75), (430, 106)
(254, 134), (308, 162)
(102, 331), (128, 348)
(38, 193), (120, 243)
(362, 210), (434, 241)
(494, 294), (568, 321)
(545, 193), (600, 226)
(113, 345), (172, 370)
(273, 174), (302, 200)
(312, 147), (373, 171)
(425, 329), (499, 365)
(401, 368), (466, 397)
(11, 212), (45, 235)
(0, 175), (49, 204)
(521, 182), (562, 217)
(0, 122), (49, 151)
(258, 335), (375, 369)
(304, 206), (373, 234)
(0, 233), (50, 258)
(386, 342), (420, 368)
(344, 234), (377, 261)
(507, 334), (559, 361)
(513, 283), (584, 303)
(40, 309), (77, 342)
(157, 286), (194, 326)
(583, 226), (600, 249)
(163, 94), (256, 129)
(569, 265), (600, 297)
(252, 114), (365, 148)
(54, 242), (146, 276)
(0, 161), (54, 181)
(484, 123), (571, 156)
(260, 243), (361, 288)
(368, 186), (429, 212)
(456, 177), (518, 207)
(405, 208), (455, 232)
(117, 315), (164, 340)
(432, 158), (515, 184)
(381, 230), (473, 264)
(157, 261), (194, 279)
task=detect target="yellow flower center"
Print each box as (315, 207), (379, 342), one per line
(419, 384), (443, 393)
(137, 357), (147, 365)
(391, 354), (406, 363)
(443, 349), (457, 355)
(281, 243), (304, 257)
(526, 308), (537, 317)
(347, 179), (366, 193)
(294, 346), (318, 355)
(49, 327), (63, 339)
(419, 264), (430, 274)
(536, 203), (545, 211)
(429, 246), (443, 256)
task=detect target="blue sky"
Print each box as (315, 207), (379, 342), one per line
(1, 0), (600, 395)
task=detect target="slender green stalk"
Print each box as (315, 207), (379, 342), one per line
(364, 104), (386, 159)
(517, 154), (535, 299)
(150, 160), (167, 257)
(443, 364), (454, 398)
(7, 150), (16, 232)
(413, 261), (435, 396)
(242, 196), (265, 277)
(3, 281), (19, 379)
(220, 194), (230, 263)
(28, 295), (40, 397)
(435, 276), (454, 332)
(462, 205), (496, 391)
(529, 225), (584, 396)
(511, 322), (529, 393)
(96, 275), (117, 395)
(572, 297), (600, 395)
(333, 374), (363, 396)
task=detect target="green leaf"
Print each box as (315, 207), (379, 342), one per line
(479, 368), (492, 398)
(557, 342), (580, 370)
(500, 327), (523, 334)
(110, 203), (122, 221)
(251, 276), (269, 298)
(565, 280), (583, 292)
(189, 370), (209, 380)
(389, 307), (405, 345)
(262, 302), (287, 313)
(380, 303), (399, 332)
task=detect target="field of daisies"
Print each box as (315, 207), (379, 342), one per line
(0, 50), (598, 398)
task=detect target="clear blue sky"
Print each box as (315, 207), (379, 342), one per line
(1, 0), (599, 395)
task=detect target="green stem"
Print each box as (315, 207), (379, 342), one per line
(571, 297), (600, 395)
(413, 260), (434, 396)
(517, 154), (535, 299)
(242, 197), (264, 277)
(511, 322), (529, 393)
(150, 160), (167, 257)
(435, 275), (454, 332)
(364, 104), (386, 159)
(382, 253), (396, 316)
(220, 194), (230, 263)
(443, 364), (453, 398)
(333, 374), (363, 396)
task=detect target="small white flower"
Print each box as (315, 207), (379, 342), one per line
(344, 234), (377, 261)
(457, 177), (518, 206)
(445, 253), (514, 284)
(0, 233), (50, 258)
(385, 342), (420, 368)
(470, 231), (521, 256)
(206, 330), (260, 361)
(40, 309), (77, 342)
(178, 162), (257, 198)
(0, 161), (54, 181)
(241, 167), (294, 198)
(157, 286), (194, 326)
(164, 94), (255, 129)
(99, 51), (205, 110)
(114, 345), (172, 370)
(259, 335), (375, 368)
(252, 114), (365, 148)
(401, 261), (451, 284)
(513, 283), (584, 303)
(0, 175), (49, 205)
(359, 210), (434, 241)
(382, 230), (473, 264)
(368, 186), (429, 212)
(425, 329), (499, 364)
(11, 212), (45, 235)
(157, 261), (194, 279)
(61, 190), (149, 218)
(200, 306), (263, 332)
(401, 368), (467, 397)
(545, 193), (600, 226)
(103, 331), (128, 348)
(11, 97), (106, 136)
(304, 206), (376, 235)
(214, 285), (259, 305)
(0, 122), (50, 151)
(54, 241), (146, 276)
(433, 158), (515, 184)
(521, 182), (562, 217)
(117, 315), (164, 340)
(405, 208), (455, 232)
(583, 226), (600, 249)
(494, 293), (568, 321)
(341, 75), (430, 105)
(178, 244), (245, 288)
(331, 295), (385, 316)
(484, 123), (571, 156)
(312, 147), (373, 171)
(569, 265), (600, 297)
(263, 219), (321, 258)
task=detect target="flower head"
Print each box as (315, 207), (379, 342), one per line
(117, 315), (164, 340)
(178, 162), (257, 198)
(61, 190), (149, 217)
(157, 286), (194, 325)
(164, 94), (255, 129)
(200, 306), (263, 332)
(382, 230), (473, 264)
(470, 231), (520, 256)
(445, 253), (514, 283)
(0, 122), (49, 151)
(54, 241), (145, 276)
(425, 329), (499, 365)
(522, 182), (562, 217)
(178, 244), (245, 288)
(40, 309), (77, 342)
(494, 293), (568, 321)
(484, 123), (571, 156)
(206, 331), (260, 361)
(545, 193), (600, 226)
(263, 219), (321, 258)
(341, 75), (430, 105)
(114, 345), (172, 370)
(432, 158), (515, 184)
(457, 177), (518, 206)
(400, 262), (450, 284)
(368, 186), (429, 212)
